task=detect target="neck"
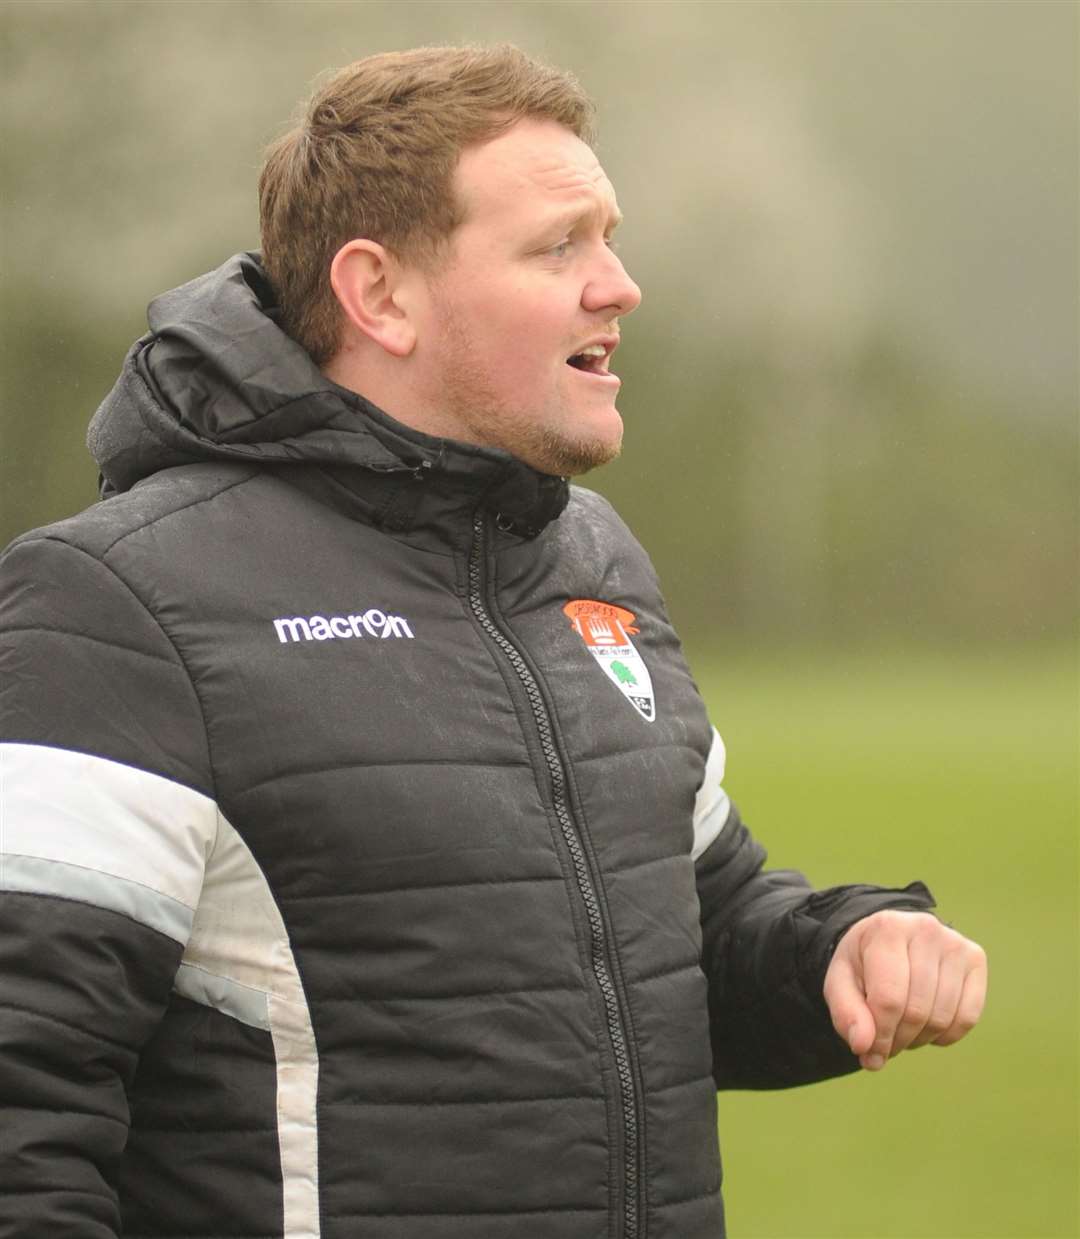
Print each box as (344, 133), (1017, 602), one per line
(322, 346), (468, 444)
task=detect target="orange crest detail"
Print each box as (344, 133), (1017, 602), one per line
(563, 599), (639, 648)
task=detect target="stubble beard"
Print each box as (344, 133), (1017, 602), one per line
(532, 421), (621, 478)
(434, 316), (622, 478)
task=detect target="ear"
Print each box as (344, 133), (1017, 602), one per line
(330, 240), (417, 358)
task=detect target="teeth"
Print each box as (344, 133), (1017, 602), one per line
(578, 344), (607, 357)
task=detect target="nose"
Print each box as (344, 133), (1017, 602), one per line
(582, 246), (642, 318)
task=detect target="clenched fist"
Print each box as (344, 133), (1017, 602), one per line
(824, 910), (987, 1071)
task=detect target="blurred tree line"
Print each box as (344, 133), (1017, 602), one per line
(2, 0), (1076, 652)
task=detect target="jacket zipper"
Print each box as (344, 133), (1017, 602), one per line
(467, 511), (642, 1239)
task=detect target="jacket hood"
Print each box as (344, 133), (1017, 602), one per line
(87, 252), (569, 537)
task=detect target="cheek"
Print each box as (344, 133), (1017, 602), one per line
(447, 277), (574, 387)
(489, 314), (563, 380)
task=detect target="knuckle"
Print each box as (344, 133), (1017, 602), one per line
(873, 910), (906, 932)
(943, 940), (985, 975)
(940, 942), (967, 967)
(869, 987), (906, 1019)
(925, 1011), (952, 1036)
(936, 1013), (977, 1045)
(941, 1023), (969, 1045)
(941, 931), (985, 965)
(911, 915), (943, 941)
(902, 1001), (932, 1028)
(954, 1011), (979, 1035)
(859, 910), (898, 938)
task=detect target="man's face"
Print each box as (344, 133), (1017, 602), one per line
(410, 118), (642, 477)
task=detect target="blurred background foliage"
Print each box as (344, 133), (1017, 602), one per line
(2, 0), (1076, 655)
(1, 2), (1076, 1236)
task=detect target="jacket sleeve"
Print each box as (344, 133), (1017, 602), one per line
(0, 534), (215, 1237)
(692, 727), (935, 1090)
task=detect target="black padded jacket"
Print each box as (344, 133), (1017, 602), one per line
(0, 253), (934, 1239)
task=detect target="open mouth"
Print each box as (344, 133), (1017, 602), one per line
(566, 342), (616, 377)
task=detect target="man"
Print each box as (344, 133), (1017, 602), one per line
(0, 44), (985, 1239)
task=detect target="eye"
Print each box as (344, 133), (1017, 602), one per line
(548, 239), (572, 258)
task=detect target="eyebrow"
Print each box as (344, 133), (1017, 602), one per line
(547, 203), (623, 235)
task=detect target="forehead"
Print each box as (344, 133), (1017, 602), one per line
(454, 118), (620, 232)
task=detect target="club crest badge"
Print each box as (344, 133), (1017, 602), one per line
(563, 599), (655, 722)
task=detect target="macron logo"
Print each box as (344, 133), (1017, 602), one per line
(273, 609), (414, 644)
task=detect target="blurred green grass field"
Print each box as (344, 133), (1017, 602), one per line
(689, 645), (1078, 1238)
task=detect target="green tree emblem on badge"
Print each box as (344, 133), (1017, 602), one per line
(611, 660), (638, 687)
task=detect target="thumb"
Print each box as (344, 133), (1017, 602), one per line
(823, 950), (875, 1056)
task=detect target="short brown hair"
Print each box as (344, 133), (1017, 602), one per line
(259, 44), (596, 366)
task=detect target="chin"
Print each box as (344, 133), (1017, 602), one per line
(532, 424), (622, 477)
